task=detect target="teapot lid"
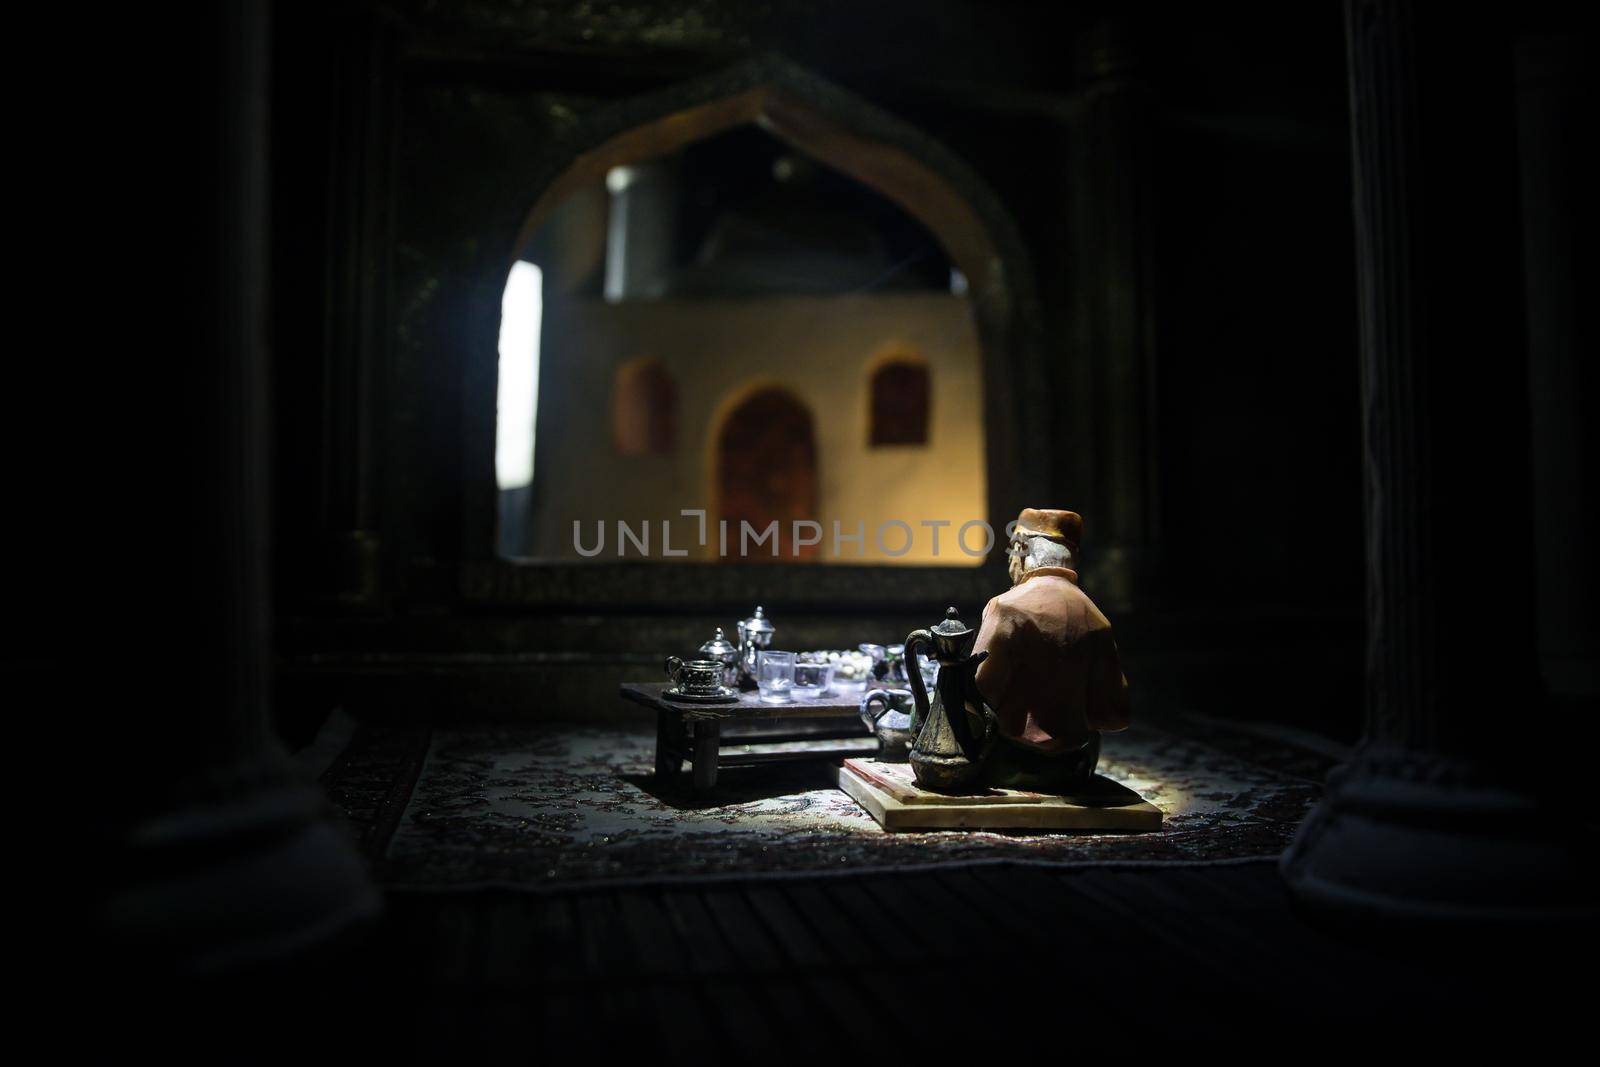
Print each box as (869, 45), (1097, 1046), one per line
(699, 627), (737, 656)
(930, 606), (972, 639)
(740, 605), (775, 636)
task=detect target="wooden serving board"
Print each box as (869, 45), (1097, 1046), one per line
(839, 758), (1163, 832)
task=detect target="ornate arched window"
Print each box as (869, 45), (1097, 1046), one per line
(612, 357), (677, 455)
(869, 358), (930, 446)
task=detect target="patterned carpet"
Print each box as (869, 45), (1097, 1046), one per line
(322, 718), (1331, 887)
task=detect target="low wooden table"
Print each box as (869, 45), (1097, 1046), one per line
(621, 682), (876, 792)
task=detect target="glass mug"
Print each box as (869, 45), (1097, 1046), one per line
(756, 650), (796, 703)
(793, 660), (833, 698)
(665, 656), (726, 695)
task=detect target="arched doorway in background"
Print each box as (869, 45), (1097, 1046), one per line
(716, 388), (818, 561)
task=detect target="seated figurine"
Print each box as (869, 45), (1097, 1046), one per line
(972, 509), (1130, 793)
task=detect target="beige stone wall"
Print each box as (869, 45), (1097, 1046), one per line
(528, 293), (988, 564)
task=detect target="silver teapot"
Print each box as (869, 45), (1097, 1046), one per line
(860, 687), (916, 762)
(735, 606), (775, 690)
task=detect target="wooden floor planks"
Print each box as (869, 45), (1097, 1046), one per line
(371, 861), (1591, 1055)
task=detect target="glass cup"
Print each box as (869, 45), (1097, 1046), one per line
(793, 660), (833, 699)
(756, 650), (796, 703)
(827, 649), (871, 694)
(884, 643), (908, 685)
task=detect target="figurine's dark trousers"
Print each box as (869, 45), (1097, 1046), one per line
(983, 732), (1101, 793)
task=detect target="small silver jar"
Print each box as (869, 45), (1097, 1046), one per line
(698, 627), (740, 688)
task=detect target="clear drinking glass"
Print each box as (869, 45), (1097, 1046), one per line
(884, 643), (908, 685)
(827, 649), (872, 694)
(792, 660), (833, 698)
(756, 650), (796, 703)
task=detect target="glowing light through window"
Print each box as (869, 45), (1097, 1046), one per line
(495, 261), (543, 490)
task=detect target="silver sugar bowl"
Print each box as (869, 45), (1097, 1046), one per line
(698, 627), (740, 688)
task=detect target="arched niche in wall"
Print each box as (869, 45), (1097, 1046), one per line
(612, 356), (677, 456)
(470, 57), (1044, 605)
(868, 353), (931, 447)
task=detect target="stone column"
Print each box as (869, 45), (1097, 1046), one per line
(1516, 35), (1596, 701)
(1072, 18), (1159, 613)
(1280, 0), (1587, 919)
(315, 12), (398, 607)
(97, 0), (380, 971)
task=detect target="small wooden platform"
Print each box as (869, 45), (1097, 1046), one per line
(839, 758), (1163, 832)
(622, 682), (874, 792)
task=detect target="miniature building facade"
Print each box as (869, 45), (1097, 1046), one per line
(524, 293), (986, 562)
(498, 125), (988, 564)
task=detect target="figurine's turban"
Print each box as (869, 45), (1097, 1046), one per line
(1013, 508), (1082, 549)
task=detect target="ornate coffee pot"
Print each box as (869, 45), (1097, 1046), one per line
(735, 606), (775, 690)
(905, 607), (998, 792)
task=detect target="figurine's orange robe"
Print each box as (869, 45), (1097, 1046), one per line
(972, 566), (1130, 752)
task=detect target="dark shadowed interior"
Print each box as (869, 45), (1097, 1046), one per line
(47, 0), (1597, 1057)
